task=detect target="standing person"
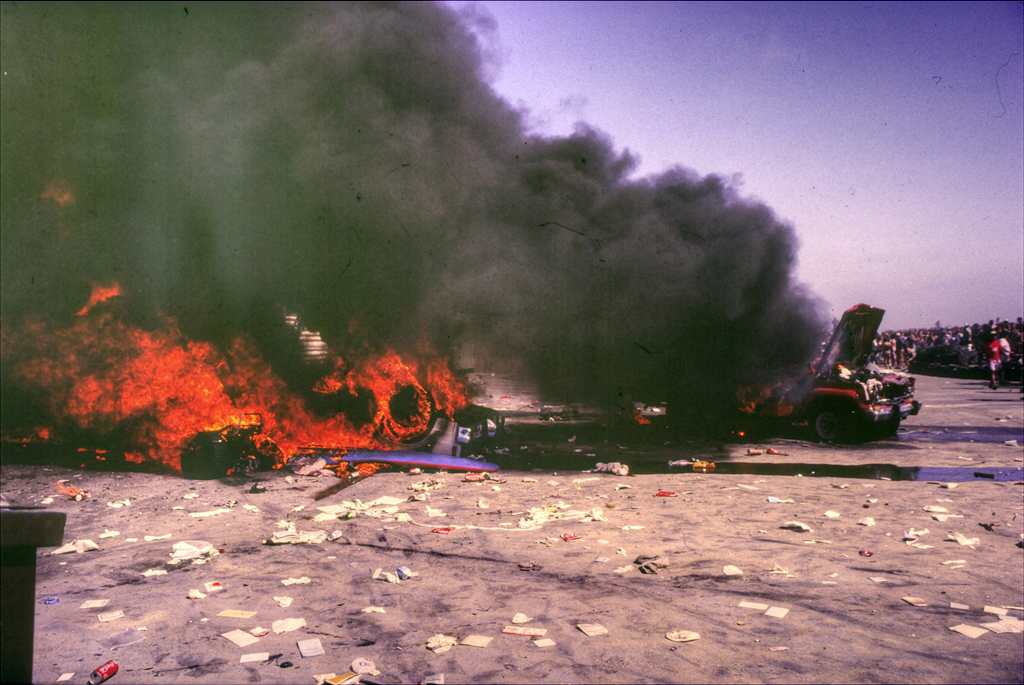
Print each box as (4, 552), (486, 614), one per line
(986, 334), (1003, 389)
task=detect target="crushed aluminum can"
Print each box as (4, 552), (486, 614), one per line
(656, 491), (677, 497)
(431, 527), (455, 535)
(89, 660), (118, 684)
(43, 597), (59, 605)
(859, 550), (874, 557)
(561, 532), (582, 542)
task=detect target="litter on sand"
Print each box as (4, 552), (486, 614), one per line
(512, 613), (531, 624)
(983, 606), (1008, 616)
(949, 532), (980, 547)
(426, 634), (457, 654)
(902, 597), (928, 607)
(97, 610), (124, 622)
(362, 606), (386, 613)
(533, 638), (556, 648)
(503, 626), (548, 637)
(764, 606), (790, 618)
(297, 638), (325, 657)
(949, 602), (970, 610)
(577, 623), (609, 636)
(723, 565), (744, 576)
(281, 576), (312, 585)
(665, 631), (700, 642)
(738, 601), (770, 611)
(769, 646), (790, 652)
(780, 521), (812, 532)
(221, 629), (260, 647)
(948, 624), (989, 638)
(240, 653), (270, 663)
(461, 635), (493, 648)
(80, 599), (110, 609)
(52, 540), (100, 555)
(272, 618), (307, 634)
(218, 610), (258, 619)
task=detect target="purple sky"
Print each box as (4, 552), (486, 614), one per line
(451, 1), (1023, 330)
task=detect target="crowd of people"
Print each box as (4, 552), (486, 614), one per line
(875, 317), (1023, 389)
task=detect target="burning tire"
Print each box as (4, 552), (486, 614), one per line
(179, 414), (278, 479)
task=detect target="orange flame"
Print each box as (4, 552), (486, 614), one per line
(77, 283), (123, 316)
(1, 286), (469, 470)
(41, 180), (75, 206)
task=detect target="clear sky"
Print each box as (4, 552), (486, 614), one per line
(450, 1), (1024, 330)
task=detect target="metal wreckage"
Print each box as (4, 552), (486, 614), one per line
(739, 304), (921, 443)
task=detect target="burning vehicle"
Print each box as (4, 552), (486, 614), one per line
(740, 304), (921, 442)
(178, 405), (505, 480)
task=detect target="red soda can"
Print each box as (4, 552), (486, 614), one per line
(89, 660), (118, 684)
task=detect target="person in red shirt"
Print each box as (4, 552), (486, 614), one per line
(986, 336), (1003, 389)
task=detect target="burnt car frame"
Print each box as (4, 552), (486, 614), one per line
(743, 304), (921, 442)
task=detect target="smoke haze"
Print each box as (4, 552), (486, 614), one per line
(1, 2), (825, 420)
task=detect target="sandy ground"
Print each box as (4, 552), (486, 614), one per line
(2, 375), (1022, 684)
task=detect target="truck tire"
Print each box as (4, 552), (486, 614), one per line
(809, 403), (857, 443)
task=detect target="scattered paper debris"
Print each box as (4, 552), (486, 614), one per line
(298, 638), (325, 658)
(665, 630), (700, 642)
(512, 613), (532, 624)
(764, 606), (789, 618)
(949, 532), (980, 547)
(144, 534), (172, 541)
(274, 596), (293, 608)
(189, 508), (232, 518)
(426, 634), (457, 653)
(577, 623), (609, 636)
(902, 597), (928, 607)
(204, 581), (223, 593)
(949, 602), (970, 610)
(824, 510), (841, 518)
(97, 610), (124, 622)
(983, 606), (1008, 616)
(858, 518), (876, 527)
(769, 646), (790, 652)
(249, 627), (269, 637)
(56, 674), (74, 682)
(272, 618), (307, 634)
(780, 521), (812, 532)
(739, 601), (770, 611)
(240, 653), (270, 663)
(948, 624), (988, 638)
(461, 635), (493, 648)
(218, 610), (258, 619)
(187, 589), (207, 600)
(80, 599), (110, 609)
(281, 576), (311, 585)
(52, 539), (99, 555)
(533, 638), (556, 648)
(99, 530), (120, 539)
(141, 569), (167, 577)
(361, 606), (386, 613)
(723, 565), (743, 576)
(222, 629), (260, 647)
(503, 626), (547, 637)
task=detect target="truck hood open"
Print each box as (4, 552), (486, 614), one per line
(815, 304), (885, 377)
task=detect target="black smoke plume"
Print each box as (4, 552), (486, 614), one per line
(1, 2), (825, 424)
